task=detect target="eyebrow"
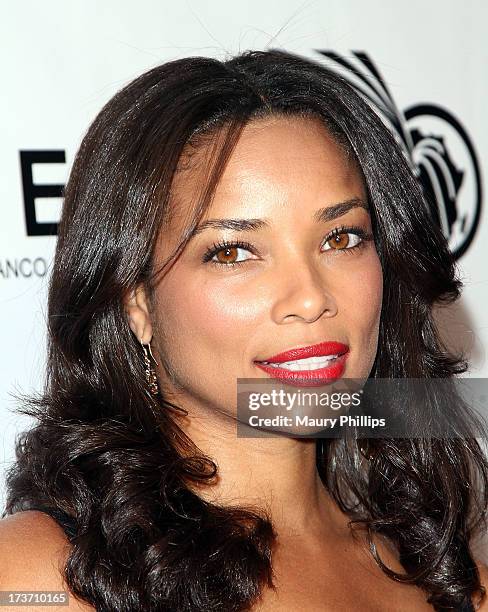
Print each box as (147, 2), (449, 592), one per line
(190, 197), (369, 237)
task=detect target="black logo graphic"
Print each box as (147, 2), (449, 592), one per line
(315, 50), (482, 260)
(20, 150), (65, 237)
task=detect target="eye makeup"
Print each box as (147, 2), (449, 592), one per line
(201, 224), (375, 269)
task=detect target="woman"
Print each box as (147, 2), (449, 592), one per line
(1, 48), (487, 611)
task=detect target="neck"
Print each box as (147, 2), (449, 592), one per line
(174, 400), (352, 541)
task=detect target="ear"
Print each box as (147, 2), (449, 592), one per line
(124, 284), (153, 344)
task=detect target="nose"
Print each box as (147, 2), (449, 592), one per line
(270, 257), (338, 324)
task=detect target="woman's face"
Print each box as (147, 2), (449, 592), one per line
(149, 115), (383, 416)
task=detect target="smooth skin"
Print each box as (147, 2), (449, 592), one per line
(0, 115), (486, 610)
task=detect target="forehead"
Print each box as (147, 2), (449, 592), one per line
(167, 114), (363, 228)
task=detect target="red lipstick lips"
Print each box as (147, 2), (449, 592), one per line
(256, 341), (348, 363)
(254, 341), (349, 388)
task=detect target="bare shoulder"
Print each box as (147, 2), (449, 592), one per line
(0, 511), (94, 610)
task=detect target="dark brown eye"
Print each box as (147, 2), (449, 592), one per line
(322, 232), (362, 252)
(216, 246), (239, 264)
(327, 233), (350, 249)
(203, 240), (256, 267)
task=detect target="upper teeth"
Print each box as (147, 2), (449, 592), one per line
(261, 355), (339, 371)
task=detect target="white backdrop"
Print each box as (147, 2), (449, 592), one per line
(1, 0), (487, 559)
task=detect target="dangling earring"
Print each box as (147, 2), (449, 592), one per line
(141, 339), (160, 396)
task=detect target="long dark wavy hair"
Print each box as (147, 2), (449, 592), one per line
(3, 49), (488, 611)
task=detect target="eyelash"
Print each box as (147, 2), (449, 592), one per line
(202, 224), (374, 269)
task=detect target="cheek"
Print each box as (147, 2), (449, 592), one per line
(155, 272), (263, 363)
(190, 282), (260, 344)
(338, 251), (383, 355)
